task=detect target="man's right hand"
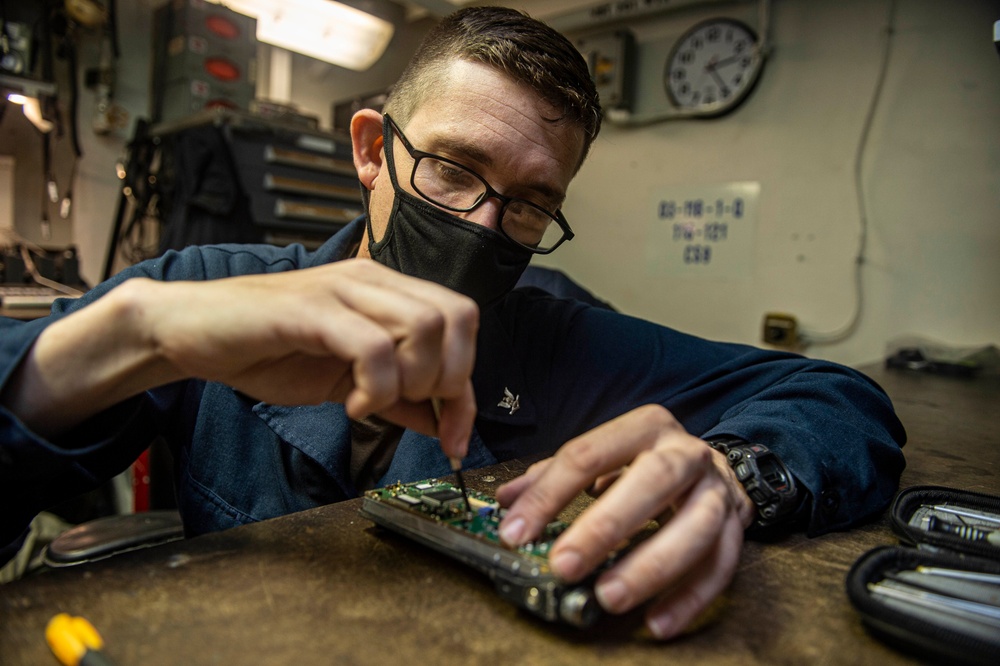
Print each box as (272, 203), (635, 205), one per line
(0, 259), (478, 459)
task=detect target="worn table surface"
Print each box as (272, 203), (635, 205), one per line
(2, 364), (997, 664)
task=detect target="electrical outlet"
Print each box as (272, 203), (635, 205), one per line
(575, 29), (636, 111)
(762, 313), (799, 347)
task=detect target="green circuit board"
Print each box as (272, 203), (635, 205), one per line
(361, 478), (614, 627)
(364, 479), (567, 564)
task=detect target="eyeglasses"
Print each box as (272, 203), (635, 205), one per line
(384, 114), (574, 254)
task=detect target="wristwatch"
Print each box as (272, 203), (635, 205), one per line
(705, 436), (801, 529)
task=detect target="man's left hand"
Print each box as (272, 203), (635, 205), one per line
(494, 404), (756, 640)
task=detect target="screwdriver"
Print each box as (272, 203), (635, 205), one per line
(46, 613), (116, 666)
(431, 397), (472, 515)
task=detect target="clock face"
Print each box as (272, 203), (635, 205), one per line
(664, 18), (764, 116)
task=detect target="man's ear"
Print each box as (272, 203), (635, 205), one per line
(351, 109), (385, 191)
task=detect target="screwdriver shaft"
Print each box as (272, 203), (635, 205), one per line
(431, 398), (472, 515)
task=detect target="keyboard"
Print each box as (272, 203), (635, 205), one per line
(0, 285), (82, 309)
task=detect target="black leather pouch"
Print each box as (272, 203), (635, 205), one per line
(846, 485), (1000, 665)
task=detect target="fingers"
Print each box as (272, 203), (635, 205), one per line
(546, 442), (714, 584)
(497, 405), (686, 547)
(497, 403), (751, 641)
(21, 260), (479, 444)
(590, 471), (732, 616)
(433, 384), (476, 459)
(494, 458), (553, 506)
(144, 260), (479, 445)
(588, 467), (624, 497)
(566, 454), (744, 642)
(641, 513), (744, 640)
(375, 382), (476, 459)
(325, 260), (479, 413)
(321, 261), (479, 455)
(305, 302), (403, 416)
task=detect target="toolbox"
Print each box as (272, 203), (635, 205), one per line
(846, 485), (1000, 665)
(225, 124), (363, 235)
(151, 0), (258, 123)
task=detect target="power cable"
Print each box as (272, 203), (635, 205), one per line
(804, 0), (897, 346)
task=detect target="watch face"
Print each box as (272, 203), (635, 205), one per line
(664, 18), (764, 116)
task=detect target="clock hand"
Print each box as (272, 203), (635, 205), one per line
(706, 63), (730, 96)
(713, 52), (751, 69)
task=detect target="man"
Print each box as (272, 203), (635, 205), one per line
(0, 7), (904, 640)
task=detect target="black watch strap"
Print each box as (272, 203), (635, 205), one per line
(705, 436), (800, 528)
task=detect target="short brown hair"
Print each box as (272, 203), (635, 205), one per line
(384, 6), (602, 166)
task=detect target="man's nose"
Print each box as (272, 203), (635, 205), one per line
(463, 196), (504, 231)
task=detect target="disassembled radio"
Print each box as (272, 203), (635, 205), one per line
(360, 479), (613, 628)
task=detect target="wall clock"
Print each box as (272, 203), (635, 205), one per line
(664, 18), (765, 117)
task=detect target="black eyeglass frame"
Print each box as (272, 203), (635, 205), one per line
(383, 113), (574, 255)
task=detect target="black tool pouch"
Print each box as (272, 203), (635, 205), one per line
(846, 485), (1000, 665)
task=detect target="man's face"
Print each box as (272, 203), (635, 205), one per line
(359, 59), (587, 257)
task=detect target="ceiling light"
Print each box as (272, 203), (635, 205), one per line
(211, 0), (394, 71)
(0, 74), (56, 133)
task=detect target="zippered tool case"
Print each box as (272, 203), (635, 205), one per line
(846, 485), (1000, 664)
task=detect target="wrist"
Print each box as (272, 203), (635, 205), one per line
(108, 278), (189, 388)
(704, 435), (801, 530)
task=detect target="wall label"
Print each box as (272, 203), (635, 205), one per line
(646, 181), (760, 278)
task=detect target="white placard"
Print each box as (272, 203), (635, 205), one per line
(0, 156), (14, 231)
(646, 182), (760, 278)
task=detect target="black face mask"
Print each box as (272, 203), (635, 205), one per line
(364, 120), (533, 308)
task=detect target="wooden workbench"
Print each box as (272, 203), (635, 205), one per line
(1, 364), (997, 664)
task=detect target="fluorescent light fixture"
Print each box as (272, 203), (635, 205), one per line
(0, 73), (57, 133)
(6, 94), (54, 133)
(212, 0), (394, 71)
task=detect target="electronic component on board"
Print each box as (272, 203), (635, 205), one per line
(420, 488), (465, 510)
(360, 479), (617, 628)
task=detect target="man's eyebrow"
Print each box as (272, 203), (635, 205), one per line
(430, 135), (565, 205)
(432, 135), (494, 169)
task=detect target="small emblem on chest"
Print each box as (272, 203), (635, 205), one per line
(498, 387), (520, 415)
